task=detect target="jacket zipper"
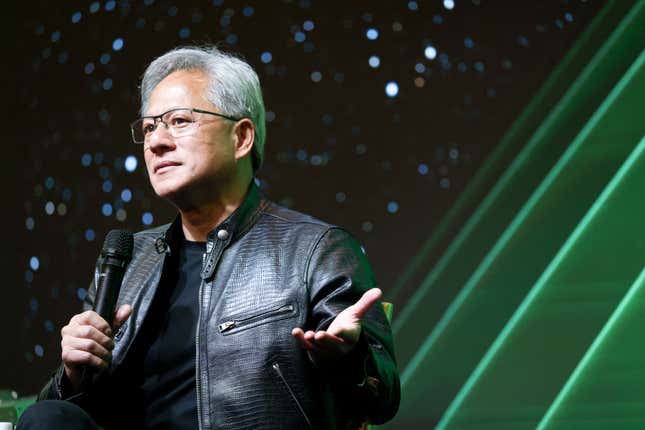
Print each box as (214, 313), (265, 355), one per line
(218, 304), (294, 334)
(272, 362), (313, 430)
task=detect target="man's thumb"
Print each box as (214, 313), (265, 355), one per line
(352, 288), (382, 319)
(113, 304), (132, 331)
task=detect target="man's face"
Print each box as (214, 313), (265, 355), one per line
(143, 69), (239, 203)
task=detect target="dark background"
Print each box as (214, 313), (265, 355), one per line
(6, 0), (601, 396)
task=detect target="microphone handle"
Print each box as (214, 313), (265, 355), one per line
(94, 255), (127, 326)
(81, 256), (127, 389)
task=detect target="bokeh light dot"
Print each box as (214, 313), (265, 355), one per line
(89, 2), (100, 13)
(45, 202), (55, 215)
(142, 212), (154, 225)
(71, 11), (82, 24)
(85, 228), (96, 241)
(34, 345), (44, 358)
(366, 28), (379, 40)
(424, 46), (437, 60)
(310, 71), (322, 82)
(294, 31), (306, 43)
(418, 163), (429, 175)
(124, 155), (138, 172)
(387, 201), (399, 214)
(44, 320), (54, 332)
(116, 209), (127, 222)
(77, 288), (87, 301)
(368, 56), (380, 68)
(443, 0), (455, 10)
(260, 51), (272, 64)
(29, 256), (40, 271)
(25, 217), (35, 231)
(385, 81), (399, 97)
(303, 20), (314, 31)
(179, 27), (191, 39)
(121, 188), (132, 202)
(112, 38), (124, 51)
(102, 203), (113, 216)
(105, 0), (116, 11)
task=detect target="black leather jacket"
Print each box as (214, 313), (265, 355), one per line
(39, 183), (400, 429)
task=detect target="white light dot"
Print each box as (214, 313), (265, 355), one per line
(310, 71), (322, 82)
(124, 155), (138, 172)
(29, 257), (40, 271)
(366, 28), (379, 40)
(368, 56), (380, 68)
(385, 81), (399, 97)
(45, 201), (55, 215)
(443, 0), (455, 10)
(424, 46), (437, 60)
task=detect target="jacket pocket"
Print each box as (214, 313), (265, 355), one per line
(272, 361), (313, 430)
(218, 302), (297, 335)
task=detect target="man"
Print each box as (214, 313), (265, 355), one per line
(19, 46), (399, 429)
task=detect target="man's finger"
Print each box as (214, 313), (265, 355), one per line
(349, 288), (382, 320)
(313, 331), (347, 355)
(291, 328), (317, 350)
(70, 311), (113, 337)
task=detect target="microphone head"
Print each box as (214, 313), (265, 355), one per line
(101, 229), (134, 261)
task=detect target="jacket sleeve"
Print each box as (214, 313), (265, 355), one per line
(305, 227), (400, 424)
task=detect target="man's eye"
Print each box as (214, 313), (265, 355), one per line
(171, 116), (191, 127)
(142, 123), (155, 134)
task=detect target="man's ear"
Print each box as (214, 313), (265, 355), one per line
(234, 118), (255, 160)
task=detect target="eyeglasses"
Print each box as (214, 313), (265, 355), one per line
(129, 107), (242, 144)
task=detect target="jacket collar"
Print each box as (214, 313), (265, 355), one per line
(159, 180), (266, 252)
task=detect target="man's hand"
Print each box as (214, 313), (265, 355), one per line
(292, 288), (382, 366)
(60, 304), (132, 393)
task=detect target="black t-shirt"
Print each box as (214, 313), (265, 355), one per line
(127, 238), (205, 429)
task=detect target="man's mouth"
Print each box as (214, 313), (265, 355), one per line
(154, 161), (181, 173)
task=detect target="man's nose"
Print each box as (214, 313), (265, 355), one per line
(145, 122), (175, 153)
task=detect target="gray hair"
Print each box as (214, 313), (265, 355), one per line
(139, 45), (266, 171)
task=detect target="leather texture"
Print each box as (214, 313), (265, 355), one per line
(39, 183), (400, 429)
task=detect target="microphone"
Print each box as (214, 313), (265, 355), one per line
(81, 230), (133, 390)
(94, 229), (134, 327)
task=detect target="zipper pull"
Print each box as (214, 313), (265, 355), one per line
(218, 320), (236, 333)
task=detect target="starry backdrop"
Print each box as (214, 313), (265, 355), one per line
(6, 0), (602, 395)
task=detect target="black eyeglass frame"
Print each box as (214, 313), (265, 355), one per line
(129, 107), (243, 144)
